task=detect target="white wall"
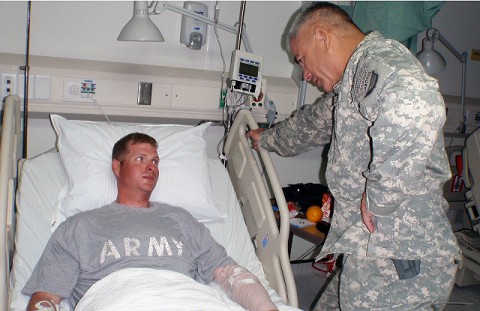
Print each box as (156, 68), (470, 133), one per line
(426, 1), (480, 99)
(1, 1), (478, 98)
(0, 1), (300, 78)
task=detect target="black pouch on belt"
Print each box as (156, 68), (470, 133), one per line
(391, 259), (421, 280)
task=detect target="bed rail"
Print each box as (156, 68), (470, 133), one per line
(0, 95), (22, 311)
(223, 109), (298, 307)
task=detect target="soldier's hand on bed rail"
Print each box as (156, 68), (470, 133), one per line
(246, 128), (266, 151)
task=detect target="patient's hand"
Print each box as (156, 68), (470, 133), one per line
(246, 128), (266, 151)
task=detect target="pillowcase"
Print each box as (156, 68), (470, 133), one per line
(50, 115), (224, 228)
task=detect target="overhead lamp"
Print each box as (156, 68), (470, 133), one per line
(417, 28), (468, 134)
(118, 1), (164, 42)
(118, 1), (252, 52)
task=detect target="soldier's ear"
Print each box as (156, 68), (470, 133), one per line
(313, 26), (328, 48)
(112, 159), (121, 178)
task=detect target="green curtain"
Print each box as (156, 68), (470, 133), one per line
(341, 1), (444, 53)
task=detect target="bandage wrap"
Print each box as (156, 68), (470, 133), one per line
(213, 264), (277, 311)
(34, 300), (60, 311)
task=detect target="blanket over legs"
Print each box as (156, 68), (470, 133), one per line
(75, 268), (300, 311)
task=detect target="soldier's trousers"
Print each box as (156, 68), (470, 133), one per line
(315, 253), (459, 310)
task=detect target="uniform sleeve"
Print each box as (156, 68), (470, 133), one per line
(363, 78), (450, 216)
(259, 94), (334, 157)
(22, 221), (80, 298)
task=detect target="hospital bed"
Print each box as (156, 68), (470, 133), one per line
(0, 94), (299, 310)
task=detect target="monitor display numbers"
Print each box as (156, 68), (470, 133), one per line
(239, 62), (259, 78)
(229, 49), (263, 97)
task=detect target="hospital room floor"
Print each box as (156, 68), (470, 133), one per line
(291, 262), (480, 310)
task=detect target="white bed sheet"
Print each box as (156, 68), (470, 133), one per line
(9, 152), (297, 310)
(76, 268), (299, 311)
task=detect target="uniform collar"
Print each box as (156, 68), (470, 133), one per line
(333, 31), (383, 95)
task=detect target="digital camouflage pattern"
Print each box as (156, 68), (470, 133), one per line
(317, 254), (459, 310)
(261, 31), (459, 260)
(260, 32), (461, 308)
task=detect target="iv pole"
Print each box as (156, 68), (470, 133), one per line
(221, 1), (247, 166)
(19, 1), (32, 158)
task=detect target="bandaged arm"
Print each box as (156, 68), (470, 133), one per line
(213, 264), (278, 311)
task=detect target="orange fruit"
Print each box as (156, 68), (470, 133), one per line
(306, 205), (323, 223)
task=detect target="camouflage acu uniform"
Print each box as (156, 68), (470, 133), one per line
(260, 32), (461, 310)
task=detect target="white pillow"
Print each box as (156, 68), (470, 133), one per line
(50, 115), (224, 228)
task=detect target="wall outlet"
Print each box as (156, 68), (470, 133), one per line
(1, 73), (17, 98)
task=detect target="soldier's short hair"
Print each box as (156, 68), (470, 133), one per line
(112, 133), (158, 162)
(287, 2), (360, 50)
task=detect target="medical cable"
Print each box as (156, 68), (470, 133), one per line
(446, 134), (455, 147)
(218, 90), (240, 161)
(219, 92), (247, 154)
(213, 6), (227, 112)
(88, 94), (110, 124)
(213, 1), (231, 161)
(217, 93), (251, 160)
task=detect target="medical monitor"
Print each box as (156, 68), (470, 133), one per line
(229, 49), (263, 98)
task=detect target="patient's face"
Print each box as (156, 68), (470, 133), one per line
(116, 142), (160, 195)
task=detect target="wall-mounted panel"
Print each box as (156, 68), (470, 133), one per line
(0, 53), (300, 124)
(152, 83), (173, 108)
(95, 80), (172, 108)
(171, 84), (220, 110)
(267, 91), (297, 117)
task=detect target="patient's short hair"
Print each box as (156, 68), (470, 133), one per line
(112, 132), (158, 161)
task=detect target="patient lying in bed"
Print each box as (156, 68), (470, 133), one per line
(23, 133), (279, 311)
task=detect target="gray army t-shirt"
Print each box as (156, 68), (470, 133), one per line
(23, 202), (235, 308)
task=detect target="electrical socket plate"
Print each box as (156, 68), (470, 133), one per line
(249, 79), (267, 112)
(137, 82), (152, 105)
(63, 78), (97, 102)
(1, 73), (17, 98)
(249, 79), (267, 115)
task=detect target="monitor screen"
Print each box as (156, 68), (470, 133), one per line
(239, 62), (259, 78)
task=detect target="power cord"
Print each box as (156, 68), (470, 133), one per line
(265, 98), (276, 127)
(88, 94), (110, 123)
